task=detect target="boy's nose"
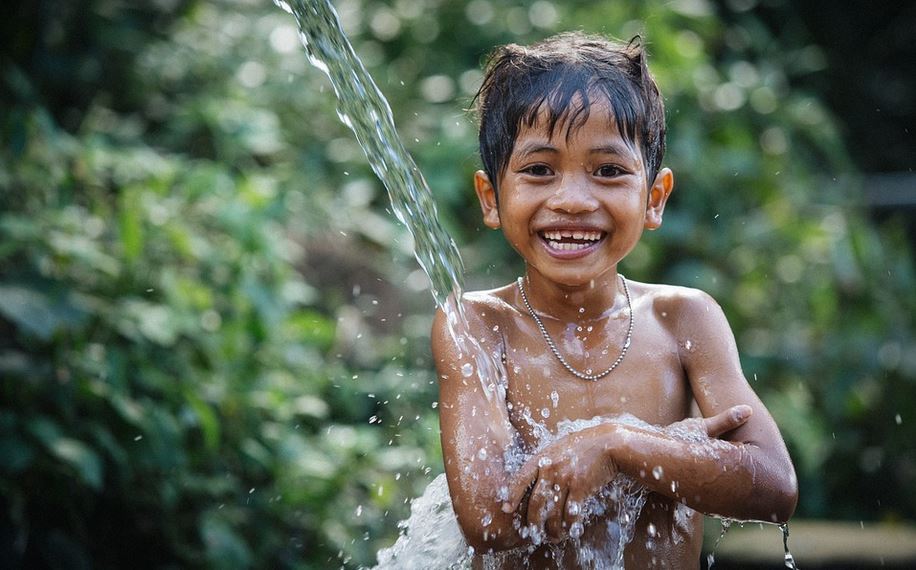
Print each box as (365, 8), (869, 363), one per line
(545, 175), (599, 213)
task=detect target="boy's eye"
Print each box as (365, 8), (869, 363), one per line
(595, 164), (624, 177)
(520, 164), (553, 176)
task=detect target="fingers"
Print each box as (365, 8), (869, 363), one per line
(545, 485), (568, 542)
(704, 404), (753, 437)
(525, 477), (569, 544)
(502, 459), (539, 513)
(524, 477), (551, 536)
(563, 491), (587, 539)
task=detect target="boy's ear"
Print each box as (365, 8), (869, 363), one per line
(474, 170), (501, 229)
(644, 167), (674, 230)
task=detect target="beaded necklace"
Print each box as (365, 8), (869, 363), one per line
(516, 275), (633, 381)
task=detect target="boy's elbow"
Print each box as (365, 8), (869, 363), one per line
(780, 472), (799, 522)
(455, 510), (521, 553)
(742, 454), (798, 524)
(767, 469), (799, 524)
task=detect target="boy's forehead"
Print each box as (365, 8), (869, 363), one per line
(516, 98), (635, 149)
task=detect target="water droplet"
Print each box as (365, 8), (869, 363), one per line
(355, 505), (363, 517)
(896, 414), (902, 425)
(685, 340), (693, 351)
(648, 522), (657, 537)
(540, 407), (550, 418)
(578, 307), (585, 314)
(461, 363), (474, 377)
(481, 513), (492, 527)
(652, 465), (664, 480)
(550, 390), (559, 408)
(477, 448), (488, 460)
(569, 521), (584, 538)
(538, 457), (553, 468)
(780, 523), (798, 569)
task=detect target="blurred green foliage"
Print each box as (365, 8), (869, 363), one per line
(1, 0), (913, 568)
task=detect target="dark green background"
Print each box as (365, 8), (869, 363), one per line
(1, 0), (913, 568)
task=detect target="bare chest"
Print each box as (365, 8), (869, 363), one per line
(500, 312), (692, 446)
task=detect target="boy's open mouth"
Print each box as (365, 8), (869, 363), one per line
(539, 229), (606, 252)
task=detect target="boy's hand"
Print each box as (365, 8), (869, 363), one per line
(501, 425), (620, 544)
(702, 404), (753, 438)
(499, 405), (752, 544)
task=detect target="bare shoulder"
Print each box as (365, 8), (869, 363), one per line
(431, 282), (521, 358)
(462, 283), (522, 324)
(630, 281), (728, 338)
(631, 280), (719, 314)
(631, 280), (742, 384)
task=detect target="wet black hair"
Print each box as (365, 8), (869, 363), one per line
(474, 32), (666, 193)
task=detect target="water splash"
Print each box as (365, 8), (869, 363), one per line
(705, 518), (799, 569)
(780, 523), (798, 569)
(372, 474), (472, 569)
(277, 0), (504, 407)
(705, 517), (733, 569)
(371, 416), (652, 570)
(276, 2), (505, 568)
(274, 0), (463, 307)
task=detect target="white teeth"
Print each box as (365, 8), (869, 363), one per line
(542, 230), (602, 241)
(547, 240), (591, 251)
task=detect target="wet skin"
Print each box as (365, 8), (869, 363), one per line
(433, 101), (797, 568)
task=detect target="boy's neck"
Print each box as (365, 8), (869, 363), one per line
(520, 268), (625, 323)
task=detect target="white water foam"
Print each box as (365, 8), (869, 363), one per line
(372, 414), (677, 570)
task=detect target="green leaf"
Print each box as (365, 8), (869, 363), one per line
(201, 511), (252, 569)
(119, 186), (145, 262)
(285, 310), (336, 349)
(186, 391), (221, 452)
(48, 438), (104, 491)
(0, 284), (87, 340)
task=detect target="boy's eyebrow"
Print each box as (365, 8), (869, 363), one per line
(590, 142), (638, 159)
(513, 140), (639, 161)
(514, 141), (558, 156)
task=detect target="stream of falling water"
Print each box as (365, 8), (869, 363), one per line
(274, 0), (503, 566)
(276, 1), (798, 568)
(273, 0), (462, 307)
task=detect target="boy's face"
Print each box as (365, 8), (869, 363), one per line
(475, 98), (673, 287)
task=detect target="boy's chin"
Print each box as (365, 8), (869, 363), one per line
(532, 267), (615, 289)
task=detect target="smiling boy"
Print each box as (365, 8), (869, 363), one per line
(432, 33), (797, 568)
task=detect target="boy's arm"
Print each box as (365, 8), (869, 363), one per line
(432, 299), (526, 551)
(503, 289), (797, 540)
(666, 288), (798, 520)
